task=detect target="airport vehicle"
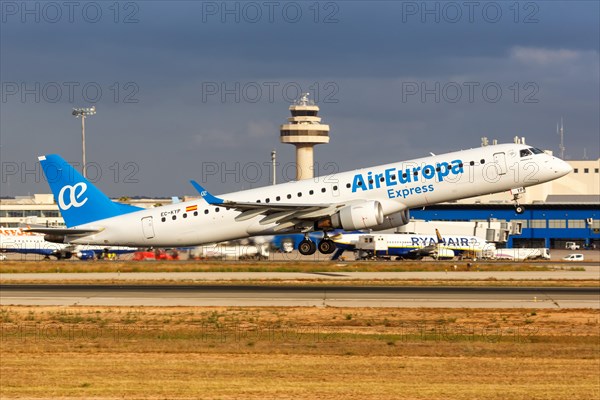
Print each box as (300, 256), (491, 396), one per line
(565, 242), (580, 250)
(493, 248), (550, 261)
(332, 230), (495, 260)
(563, 253), (584, 261)
(32, 143), (571, 255)
(0, 227), (136, 260)
(132, 249), (179, 261)
(190, 242), (270, 260)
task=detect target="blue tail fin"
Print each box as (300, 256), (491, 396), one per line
(38, 155), (142, 227)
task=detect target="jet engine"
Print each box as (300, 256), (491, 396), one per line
(44, 234), (66, 244)
(369, 209), (410, 231)
(318, 201), (384, 231)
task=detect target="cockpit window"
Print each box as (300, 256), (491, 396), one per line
(520, 149), (532, 157)
(529, 147), (544, 154)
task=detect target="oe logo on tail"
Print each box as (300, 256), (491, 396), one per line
(58, 183), (88, 210)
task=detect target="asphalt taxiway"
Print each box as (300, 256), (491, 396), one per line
(1, 285), (598, 308)
(1, 267), (599, 282)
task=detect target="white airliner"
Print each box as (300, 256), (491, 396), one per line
(0, 227), (136, 260)
(30, 143), (571, 255)
(331, 229), (495, 260)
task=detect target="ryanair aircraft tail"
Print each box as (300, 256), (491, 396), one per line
(38, 155), (142, 227)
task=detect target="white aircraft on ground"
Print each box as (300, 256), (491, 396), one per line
(30, 143), (571, 255)
(0, 227), (136, 260)
(330, 229), (496, 260)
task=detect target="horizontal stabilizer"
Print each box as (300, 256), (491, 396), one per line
(26, 227), (100, 236)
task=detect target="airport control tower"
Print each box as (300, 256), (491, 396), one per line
(280, 93), (330, 180)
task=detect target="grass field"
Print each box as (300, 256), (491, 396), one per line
(1, 306), (598, 399)
(0, 259), (565, 274)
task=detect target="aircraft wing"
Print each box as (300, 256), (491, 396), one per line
(408, 245), (436, 256)
(191, 181), (362, 231)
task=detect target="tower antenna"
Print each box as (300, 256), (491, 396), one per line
(557, 117), (565, 159)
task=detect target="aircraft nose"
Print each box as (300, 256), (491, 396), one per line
(554, 158), (572, 177)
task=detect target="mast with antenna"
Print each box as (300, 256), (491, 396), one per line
(557, 117), (565, 159)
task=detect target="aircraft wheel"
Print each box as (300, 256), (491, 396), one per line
(318, 239), (336, 255)
(515, 205), (525, 214)
(298, 239), (317, 256)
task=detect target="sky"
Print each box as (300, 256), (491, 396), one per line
(1, 0), (599, 197)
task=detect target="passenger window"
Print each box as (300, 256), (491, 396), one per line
(204, 209), (209, 214)
(309, 190), (314, 195)
(480, 159), (485, 164)
(183, 213), (187, 218)
(161, 217), (166, 222)
(333, 185), (338, 190)
(215, 208), (220, 212)
(172, 215), (177, 220)
(266, 198), (270, 203)
(321, 188), (326, 193)
(194, 211), (198, 216)
(287, 194), (292, 199)
(276, 196), (281, 201)
(346, 183), (351, 188)
(469, 161), (475, 166)
(297, 192), (302, 197)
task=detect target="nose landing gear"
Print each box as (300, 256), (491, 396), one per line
(510, 187), (526, 214)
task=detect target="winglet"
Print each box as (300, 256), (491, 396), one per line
(435, 228), (444, 244)
(190, 180), (224, 205)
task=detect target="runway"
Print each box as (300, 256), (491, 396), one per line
(1, 285), (598, 308)
(1, 267), (599, 282)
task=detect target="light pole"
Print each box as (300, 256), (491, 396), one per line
(271, 149), (276, 185)
(72, 106), (96, 177)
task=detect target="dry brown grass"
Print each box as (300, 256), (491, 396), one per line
(1, 306), (599, 399)
(0, 259), (566, 274)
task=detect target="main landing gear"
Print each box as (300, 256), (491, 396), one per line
(298, 233), (337, 256)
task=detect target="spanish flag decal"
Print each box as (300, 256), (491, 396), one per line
(186, 205), (198, 212)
